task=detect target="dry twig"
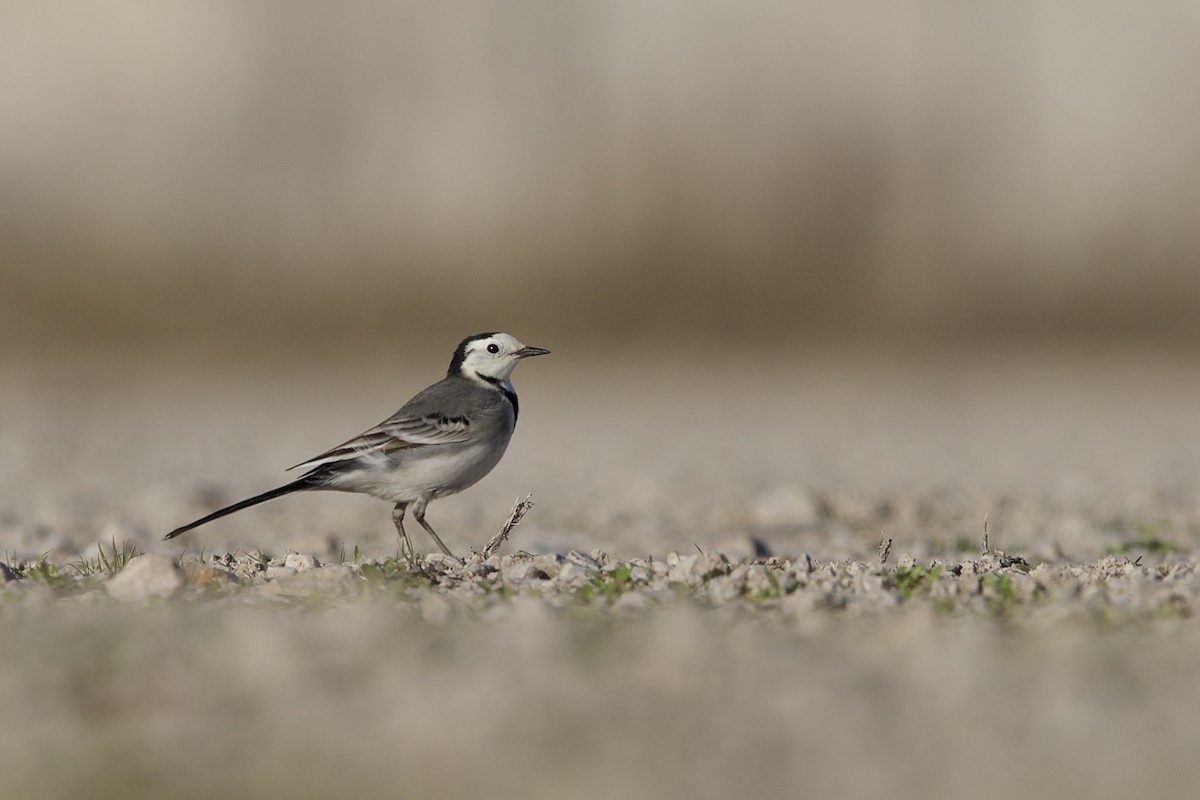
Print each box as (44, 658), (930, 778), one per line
(878, 535), (893, 565)
(483, 494), (535, 558)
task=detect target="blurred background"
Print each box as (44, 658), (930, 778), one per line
(3, 0), (1199, 357)
(7, 10), (1200, 799)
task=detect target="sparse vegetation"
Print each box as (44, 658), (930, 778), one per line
(979, 573), (1019, 618)
(68, 538), (141, 577)
(888, 564), (944, 599)
(10, 556), (68, 587)
(0, 545), (1190, 627)
(743, 568), (783, 605)
(359, 557), (434, 593)
(578, 564), (634, 605)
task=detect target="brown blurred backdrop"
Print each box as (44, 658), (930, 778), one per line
(2, 1), (1199, 358)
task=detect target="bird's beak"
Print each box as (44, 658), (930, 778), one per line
(515, 345), (551, 358)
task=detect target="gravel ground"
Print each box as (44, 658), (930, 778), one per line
(3, 546), (1200, 800)
(3, 345), (1200, 798)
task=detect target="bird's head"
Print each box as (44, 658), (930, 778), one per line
(448, 332), (550, 386)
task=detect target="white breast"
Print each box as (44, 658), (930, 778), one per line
(326, 430), (514, 504)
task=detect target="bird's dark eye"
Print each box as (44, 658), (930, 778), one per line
(486, 343), (500, 354)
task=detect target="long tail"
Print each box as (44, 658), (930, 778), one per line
(164, 477), (315, 540)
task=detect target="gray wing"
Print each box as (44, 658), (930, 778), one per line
(288, 377), (507, 472)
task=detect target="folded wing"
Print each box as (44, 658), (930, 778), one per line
(288, 412), (475, 473)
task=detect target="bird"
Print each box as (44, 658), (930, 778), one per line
(164, 332), (549, 556)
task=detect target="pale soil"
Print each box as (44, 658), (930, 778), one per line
(3, 345), (1200, 799)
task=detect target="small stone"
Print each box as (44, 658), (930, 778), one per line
(564, 550), (601, 570)
(284, 553), (320, 571)
(106, 555), (184, 601)
(463, 561), (497, 579)
(422, 553), (458, 570)
(261, 565), (359, 599)
(265, 566), (298, 580)
(628, 565), (651, 583)
(667, 551), (730, 585)
(556, 562), (592, 586)
(503, 561), (538, 583)
(666, 554), (700, 583)
(182, 563), (239, 589)
(532, 553), (564, 578)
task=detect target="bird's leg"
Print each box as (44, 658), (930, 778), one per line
(391, 503), (417, 564)
(413, 505), (455, 558)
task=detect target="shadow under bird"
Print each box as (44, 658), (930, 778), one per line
(165, 332), (549, 556)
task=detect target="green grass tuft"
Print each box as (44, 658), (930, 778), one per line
(69, 538), (141, 577)
(575, 565), (638, 606)
(12, 556), (70, 587)
(888, 564), (944, 600)
(980, 573), (1019, 618)
(360, 558), (433, 592)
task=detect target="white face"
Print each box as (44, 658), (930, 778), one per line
(455, 332), (549, 383)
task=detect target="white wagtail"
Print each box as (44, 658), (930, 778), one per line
(165, 332), (549, 556)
